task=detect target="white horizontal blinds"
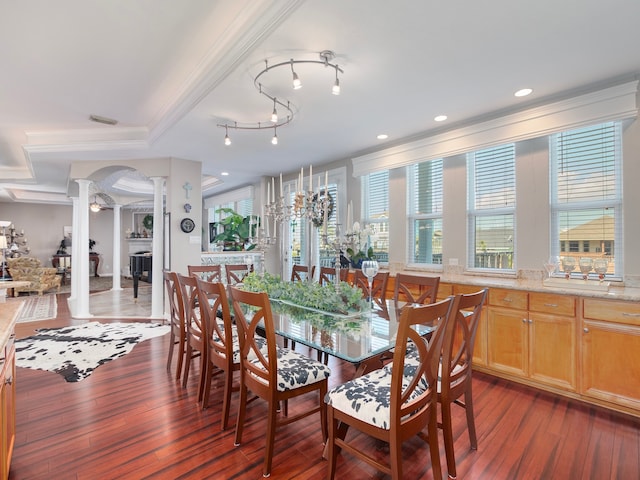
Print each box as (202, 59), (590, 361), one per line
(407, 159), (443, 265)
(362, 171), (389, 262)
(236, 198), (253, 217)
(550, 121), (622, 277)
(467, 144), (515, 270)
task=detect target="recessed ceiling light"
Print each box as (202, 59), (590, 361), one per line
(514, 88), (533, 97)
(377, 134), (388, 140)
(434, 115), (448, 122)
(221, 172), (229, 176)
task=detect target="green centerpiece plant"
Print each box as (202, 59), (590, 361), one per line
(242, 272), (367, 315)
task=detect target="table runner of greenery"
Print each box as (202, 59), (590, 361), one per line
(241, 272), (368, 315)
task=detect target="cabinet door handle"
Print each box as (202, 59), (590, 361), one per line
(583, 327), (589, 333)
(504, 298), (513, 302)
(544, 303), (558, 308)
(528, 319), (533, 324)
(622, 312), (640, 317)
(522, 318), (527, 323)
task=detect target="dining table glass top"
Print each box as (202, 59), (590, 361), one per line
(266, 299), (435, 365)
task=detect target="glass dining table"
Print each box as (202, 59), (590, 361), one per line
(266, 299), (435, 376)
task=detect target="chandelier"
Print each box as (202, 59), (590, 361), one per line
(217, 50), (343, 145)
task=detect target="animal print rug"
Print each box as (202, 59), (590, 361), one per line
(15, 321), (169, 382)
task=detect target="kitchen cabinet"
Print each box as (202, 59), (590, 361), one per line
(581, 298), (640, 411)
(0, 305), (17, 480)
(487, 289), (577, 391)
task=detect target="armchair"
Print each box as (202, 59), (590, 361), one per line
(7, 257), (61, 296)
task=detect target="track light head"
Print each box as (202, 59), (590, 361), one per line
(272, 126), (278, 145)
(291, 60), (302, 89)
(224, 126), (231, 146)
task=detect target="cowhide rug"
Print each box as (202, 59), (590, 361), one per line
(15, 321), (169, 382)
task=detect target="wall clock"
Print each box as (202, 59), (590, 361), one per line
(180, 217), (195, 233)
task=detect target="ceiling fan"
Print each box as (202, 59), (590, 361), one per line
(90, 193), (114, 212)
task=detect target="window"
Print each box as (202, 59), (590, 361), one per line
(361, 171), (389, 263)
(467, 144), (515, 271)
(407, 159), (443, 265)
(550, 122), (622, 278)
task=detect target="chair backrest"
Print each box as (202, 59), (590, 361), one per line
(228, 286), (277, 394)
(354, 270), (390, 311)
(177, 273), (206, 347)
(318, 266), (348, 286)
(188, 264), (222, 283)
(390, 296), (455, 429)
(393, 273), (440, 307)
(195, 277), (233, 365)
(225, 264), (251, 285)
(441, 289), (488, 394)
(291, 264), (316, 282)
(163, 270), (185, 333)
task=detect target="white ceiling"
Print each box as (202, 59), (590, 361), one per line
(1, 0), (639, 205)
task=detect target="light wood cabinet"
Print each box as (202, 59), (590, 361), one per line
(0, 330), (15, 480)
(487, 290), (577, 391)
(581, 298), (640, 411)
(453, 284), (488, 366)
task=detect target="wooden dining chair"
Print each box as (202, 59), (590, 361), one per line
(225, 264), (251, 285)
(318, 266), (348, 286)
(438, 288), (488, 479)
(188, 264), (222, 283)
(393, 273), (440, 307)
(290, 264), (315, 282)
(195, 277), (241, 429)
(325, 297), (457, 480)
(164, 270), (187, 381)
(354, 270), (390, 315)
(229, 286), (331, 477)
(177, 274), (207, 398)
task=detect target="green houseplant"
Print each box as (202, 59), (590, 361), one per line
(213, 208), (258, 251)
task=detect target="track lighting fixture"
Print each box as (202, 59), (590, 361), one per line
(271, 126), (278, 145)
(216, 50), (344, 145)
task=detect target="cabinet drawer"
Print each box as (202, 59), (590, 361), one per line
(529, 292), (575, 316)
(583, 298), (640, 326)
(489, 288), (528, 310)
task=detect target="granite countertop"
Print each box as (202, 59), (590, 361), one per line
(0, 300), (21, 348)
(391, 269), (640, 302)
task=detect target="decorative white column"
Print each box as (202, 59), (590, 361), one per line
(112, 204), (122, 291)
(150, 177), (164, 319)
(73, 179), (92, 318)
(69, 196), (79, 303)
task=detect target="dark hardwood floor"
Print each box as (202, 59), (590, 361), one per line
(11, 294), (640, 479)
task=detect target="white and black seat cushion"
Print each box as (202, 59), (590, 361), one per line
(247, 347), (331, 391)
(325, 364), (425, 429)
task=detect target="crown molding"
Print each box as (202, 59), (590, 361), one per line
(352, 80), (639, 177)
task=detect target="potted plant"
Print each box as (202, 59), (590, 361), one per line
(213, 208), (258, 251)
